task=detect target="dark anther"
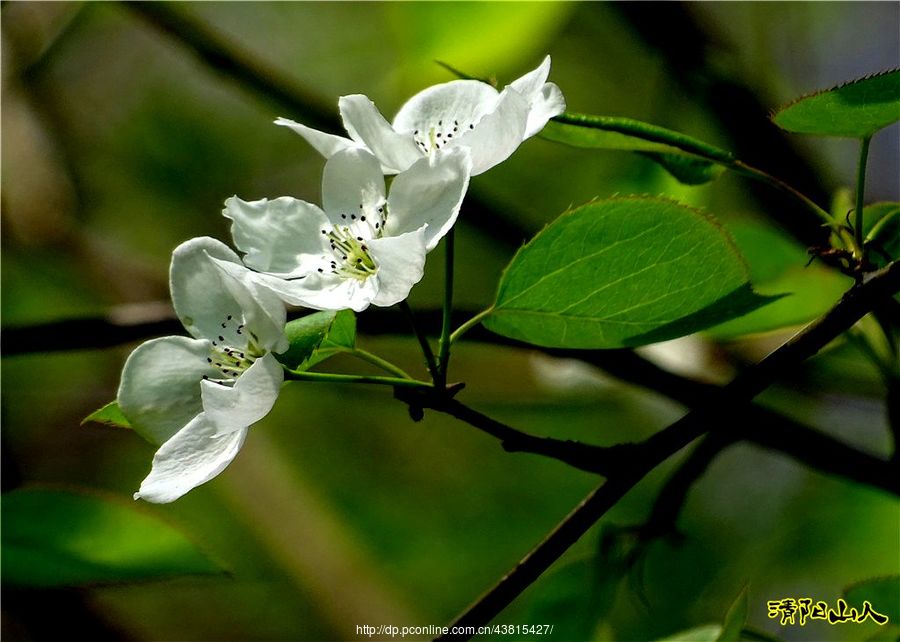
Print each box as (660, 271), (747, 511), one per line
(227, 315), (233, 320)
(436, 133), (442, 138)
(321, 230), (327, 234)
(375, 223), (379, 229)
(357, 258), (363, 263)
(218, 335), (224, 341)
(360, 216), (366, 221)
(202, 375), (209, 380)
(341, 214), (347, 219)
(318, 268), (323, 273)
(221, 322), (227, 328)
(351, 214), (357, 220)
(207, 358), (212, 363)
(469, 124), (474, 129)
(357, 236), (363, 241)
(212, 341), (217, 346)
(438, 120), (442, 126)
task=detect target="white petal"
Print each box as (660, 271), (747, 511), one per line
(392, 80), (500, 139)
(385, 147), (472, 251)
(295, 272), (379, 312)
(223, 196), (330, 277)
(509, 55), (552, 103)
(201, 353), (283, 435)
(338, 94), (422, 174)
(274, 117), (358, 159)
(522, 82), (566, 138)
(321, 148), (386, 227)
(118, 336), (213, 445)
(451, 87), (530, 175)
(171, 238), (287, 353)
(212, 261), (289, 354)
(134, 414), (248, 503)
(368, 228), (427, 307)
(170, 237), (243, 342)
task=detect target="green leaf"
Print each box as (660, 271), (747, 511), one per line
(864, 202), (900, 267)
(640, 152), (725, 186)
(655, 625), (723, 642)
(485, 197), (776, 349)
(546, 113), (734, 161)
(542, 113), (731, 185)
(717, 588), (749, 642)
(81, 400), (131, 429)
(277, 309), (356, 371)
(1, 487), (223, 587)
(772, 69), (900, 138)
(707, 219), (852, 338)
(843, 575), (900, 622)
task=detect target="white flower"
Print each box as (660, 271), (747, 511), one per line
(275, 55), (565, 176)
(217, 145), (470, 312)
(118, 237), (289, 503)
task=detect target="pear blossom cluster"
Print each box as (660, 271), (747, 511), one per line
(117, 57), (565, 503)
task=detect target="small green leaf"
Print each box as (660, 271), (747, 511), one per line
(2, 487), (224, 587)
(546, 113), (734, 161)
(81, 400), (132, 429)
(717, 588), (749, 642)
(641, 152), (725, 185)
(844, 575), (900, 622)
(277, 309), (356, 371)
(485, 197), (776, 349)
(706, 220), (851, 338)
(864, 202), (900, 267)
(773, 69), (900, 138)
(654, 624), (723, 642)
(543, 113), (731, 185)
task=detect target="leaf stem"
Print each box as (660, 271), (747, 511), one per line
(450, 307), (494, 345)
(729, 160), (835, 227)
(398, 301), (439, 383)
(854, 136), (872, 257)
(345, 348), (413, 380)
(436, 228), (456, 388)
(282, 368), (431, 389)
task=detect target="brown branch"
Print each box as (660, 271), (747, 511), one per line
(435, 260), (899, 641)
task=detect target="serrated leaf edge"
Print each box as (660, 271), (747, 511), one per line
(770, 68), (900, 123)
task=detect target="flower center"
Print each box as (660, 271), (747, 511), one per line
(203, 315), (263, 384)
(318, 203), (388, 281)
(412, 119), (473, 155)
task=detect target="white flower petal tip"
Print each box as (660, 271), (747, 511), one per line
(274, 116), (358, 159)
(134, 414), (249, 504)
(279, 55), (562, 176)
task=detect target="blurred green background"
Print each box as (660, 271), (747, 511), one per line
(2, 2), (898, 641)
